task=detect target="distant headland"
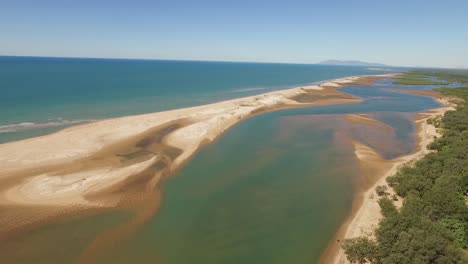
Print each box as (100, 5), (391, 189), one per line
(318, 60), (390, 67)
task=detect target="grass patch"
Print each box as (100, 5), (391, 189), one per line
(434, 87), (468, 96)
(394, 72), (448, 85)
(429, 71), (468, 84)
(395, 69), (468, 85)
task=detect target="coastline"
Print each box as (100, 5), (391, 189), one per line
(0, 74), (395, 236)
(325, 93), (455, 264)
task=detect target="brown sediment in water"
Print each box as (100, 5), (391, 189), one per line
(323, 94), (456, 264)
(0, 74), (397, 261)
(0, 120), (187, 242)
(276, 112), (404, 264)
(345, 114), (392, 129)
(319, 133), (393, 263)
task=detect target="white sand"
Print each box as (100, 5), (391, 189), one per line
(0, 74), (395, 208)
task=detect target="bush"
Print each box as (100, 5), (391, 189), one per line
(375, 185), (388, 196)
(342, 237), (377, 264)
(378, 197), (398, 217)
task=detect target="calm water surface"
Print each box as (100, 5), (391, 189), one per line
(1, 58), (445, 263)
(0, 57), (391, 143)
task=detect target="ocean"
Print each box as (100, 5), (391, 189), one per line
(1, 56), (391, 143)
(0, 57), (444, 263)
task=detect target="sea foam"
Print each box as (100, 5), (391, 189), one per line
(0, 119), (94, 133)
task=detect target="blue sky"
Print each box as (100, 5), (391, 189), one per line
(1, 0), (468, 68)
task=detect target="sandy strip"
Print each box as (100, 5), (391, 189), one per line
(0, 74), (396, 233)
(344, 114), (394, 131)
(327, 93), (455, 264)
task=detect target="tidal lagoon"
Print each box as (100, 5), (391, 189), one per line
(0, 57), (445, 263)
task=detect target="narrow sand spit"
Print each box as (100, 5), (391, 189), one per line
(0, 74), (395, 235)
(388, 88), (444, 98)
(328, 93), (456, 264)
(344, 114), (394, 130)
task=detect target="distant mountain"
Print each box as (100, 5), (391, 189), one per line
(318, 60), (390, 67)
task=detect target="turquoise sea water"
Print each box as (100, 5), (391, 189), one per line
(0, 56), (391, 143)
(0, 57), (444, 263)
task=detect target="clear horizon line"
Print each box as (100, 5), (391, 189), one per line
(0, 54), (407, 67)
(2, 54), (457, 70)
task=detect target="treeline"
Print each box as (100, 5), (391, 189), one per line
(343, 85), (468, 263)
(394, 71), (448, 85)
(394, 69), (468, 85)
(423, 70), (468, 84)
(435, 87), (468, 97)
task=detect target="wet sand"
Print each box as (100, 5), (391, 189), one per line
(325, 91), (456, 264)
(344, 114), (394, 130)
(0, 74), (395, 242)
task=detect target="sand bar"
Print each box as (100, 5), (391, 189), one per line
(328, 92), (455, 264)
(0, 74), (395, 237)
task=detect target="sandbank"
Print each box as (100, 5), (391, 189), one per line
(0, 74), (396, 236)
(326, 91), (455, 264)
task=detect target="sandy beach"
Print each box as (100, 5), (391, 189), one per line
(0, 74), (396, 238)
(326, 91), (456, 264)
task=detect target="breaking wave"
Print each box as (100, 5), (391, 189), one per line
(229, 87), (267, 93)
(0, 119), (95, 133)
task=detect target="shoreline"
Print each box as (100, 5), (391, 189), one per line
(325, 92), (455, 264)
(0, 74), (395, 236)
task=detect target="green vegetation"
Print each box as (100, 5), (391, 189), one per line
(394, 71), (448, 85)
(428, 71), (468, 84)
(375, 185), (389, 196)
(343, 238), (378, 264)
(435, 87), (468, 97)
(377, 197), (398, 218)
(343, 73), (468, 264)
(426, 115), (442, 128)
(395, 69), (468, 85)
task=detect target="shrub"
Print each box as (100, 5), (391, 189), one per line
(375, 185), (388, 196)
(342, 237), (377, 264)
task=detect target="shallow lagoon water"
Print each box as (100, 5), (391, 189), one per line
(1, 76), (446, 263)
(96, 114), (359, 264)
(91, 80), (437, 264)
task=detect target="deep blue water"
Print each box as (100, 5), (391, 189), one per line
(0, 56), (394, 143)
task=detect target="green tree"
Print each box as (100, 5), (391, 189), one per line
(342, 237), (377, 264)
